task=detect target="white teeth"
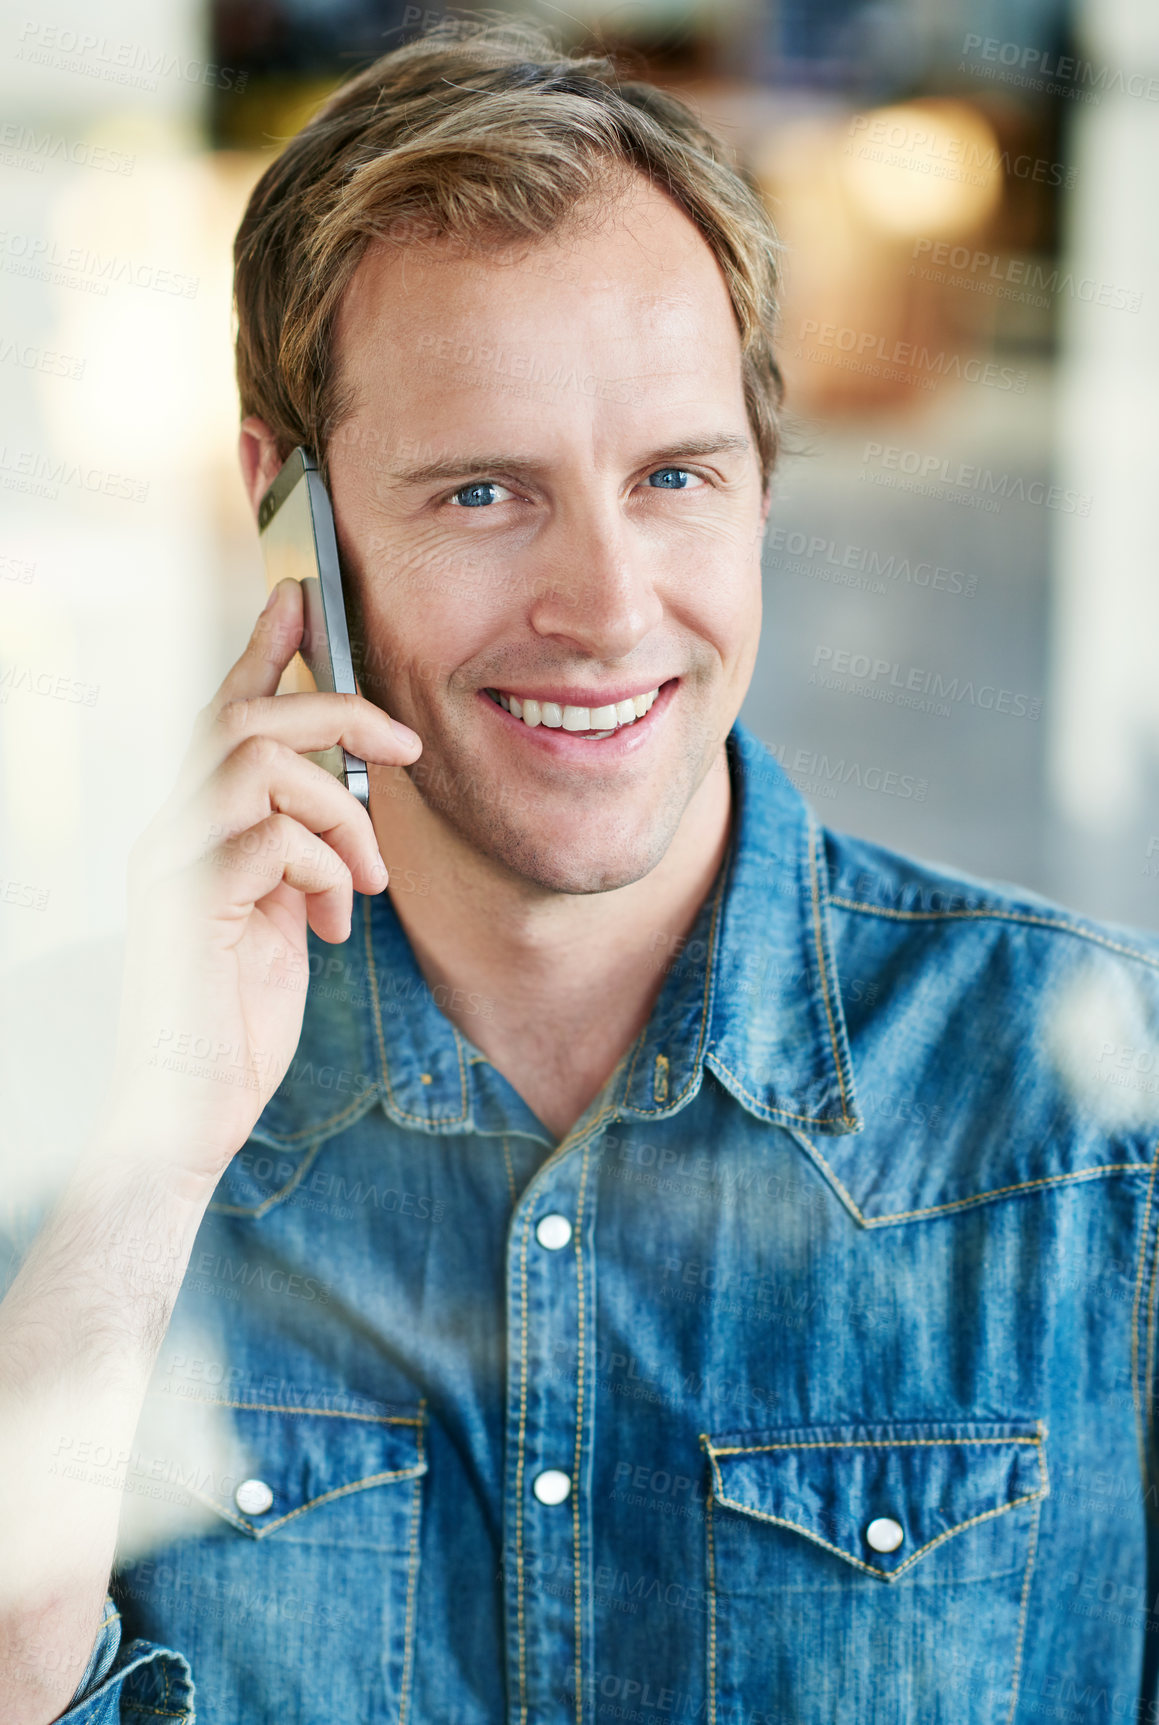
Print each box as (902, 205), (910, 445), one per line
(492, 685), (662, 733)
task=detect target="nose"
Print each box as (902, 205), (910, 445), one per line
(527, 500), (663, 661)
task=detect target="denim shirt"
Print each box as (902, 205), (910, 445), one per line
(60, 721), (1159, 1725)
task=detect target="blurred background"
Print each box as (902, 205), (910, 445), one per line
(1, 0), (1158, 1026)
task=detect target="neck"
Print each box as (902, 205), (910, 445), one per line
(366, 749), (733, 1140)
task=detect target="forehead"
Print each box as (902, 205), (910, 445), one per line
(331, 176), (746, 444)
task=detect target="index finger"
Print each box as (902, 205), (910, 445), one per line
(212, 577), (305, 710)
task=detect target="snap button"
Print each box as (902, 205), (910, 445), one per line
(535, 1213), (572, 1251)
(865, 1516), (904, 1553)
(235, 1478), (274, 1516)
(532, 1469), (572, 1505)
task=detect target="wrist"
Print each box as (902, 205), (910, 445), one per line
(85, 1085), (237, 1207)
(64, 1135), (222, 1260)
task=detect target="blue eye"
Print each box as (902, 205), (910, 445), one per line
(648, 468), (699, 489)
(450, 481), (512, 508)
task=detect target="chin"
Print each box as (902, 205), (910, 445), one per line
(489, 816), (677, 895)
(431, 782), (679, 895)
(398, 714), (716, 894)
(510, 850), (666, 896)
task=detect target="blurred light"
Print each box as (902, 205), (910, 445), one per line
(839, 100), (1002, 239)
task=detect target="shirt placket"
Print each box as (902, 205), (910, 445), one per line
(503, 1134), (600, 1725)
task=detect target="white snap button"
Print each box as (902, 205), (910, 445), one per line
(865, 1516), (904, 1553)
(532, 1469), (572, 1505)
(235, 1478), (274, 1516)
(535, 1213), (572, 1251)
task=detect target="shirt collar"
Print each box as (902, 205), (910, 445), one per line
(613, 722), (861, 1137)
(258, 721), (861, 1150)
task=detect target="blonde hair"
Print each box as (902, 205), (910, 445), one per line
(233, 17), (784, 485)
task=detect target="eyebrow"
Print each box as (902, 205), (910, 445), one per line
(385, 433), (753, 487)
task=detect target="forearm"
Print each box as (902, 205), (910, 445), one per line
(0, 1143), (214, 1724)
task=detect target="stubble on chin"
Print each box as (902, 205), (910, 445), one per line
(393, 710), (720, 897)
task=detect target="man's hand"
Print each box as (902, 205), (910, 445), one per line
(0, 578), (423, 1720)
(97, 576), (421, 1189)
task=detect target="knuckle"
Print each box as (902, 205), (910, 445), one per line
(342, 690), (375, 722)
(328, 865), (354, 899)
(312, 840), (350, 886)
(226, 813), (280, 863)
(214, 698), (251, 740)
(234, 731), (282, 772)
(264, 810), (296, 846)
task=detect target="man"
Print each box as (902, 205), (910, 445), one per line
(3, 18), (1159, 1725)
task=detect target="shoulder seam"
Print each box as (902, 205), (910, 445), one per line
(828, 895), (1159, 974)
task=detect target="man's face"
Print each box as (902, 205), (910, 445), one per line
(327, 175), (767, 895)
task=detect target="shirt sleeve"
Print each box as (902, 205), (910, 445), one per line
(51, 1596), (194, 1724)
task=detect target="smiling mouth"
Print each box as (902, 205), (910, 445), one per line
(483, 685), (662, 740)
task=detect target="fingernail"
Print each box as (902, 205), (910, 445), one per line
(260, 584), (280, 615)
(391, 718), (421, 750)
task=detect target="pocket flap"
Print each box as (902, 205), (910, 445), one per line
(189, 1399), (427, 1539)
(701, 1419), (1048, 1580)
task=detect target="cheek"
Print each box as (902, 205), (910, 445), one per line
(362, 521), (504, 606)
(369, 513), (506, 599)
(354, 529), (515, 697)
(664, 534), (761, 653)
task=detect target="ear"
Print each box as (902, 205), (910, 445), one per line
(238, 417), (285, 522)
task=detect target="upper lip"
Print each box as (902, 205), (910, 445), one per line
(483, 679), (672, 706)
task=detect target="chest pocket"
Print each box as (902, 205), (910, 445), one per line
(116, 1401), (427, 1724)
(701, 1419), (1048, 1725)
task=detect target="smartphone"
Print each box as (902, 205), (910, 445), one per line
(257, 446), (369, 808)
